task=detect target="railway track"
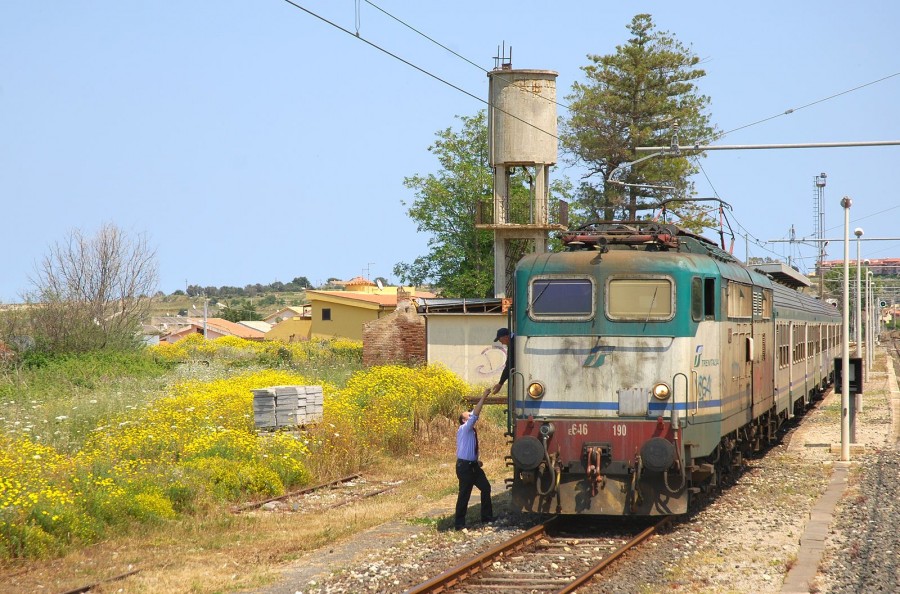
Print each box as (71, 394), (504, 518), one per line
(890, 331), (900, 374)
(60, 474), (387, 593)
(405, 517), (668, 593)
(231, 473), (399, 515)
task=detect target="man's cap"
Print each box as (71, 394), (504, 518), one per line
(494, 328), (510, 342)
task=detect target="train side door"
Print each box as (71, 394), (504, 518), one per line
(787, 322), (794, 418)
(750, 287), (774, 417)
(725, 281), (753, 428)
(689, 276), (718, 423)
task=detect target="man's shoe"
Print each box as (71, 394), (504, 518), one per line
(481, 515), (498, 523)
(454, 525), (465, 531)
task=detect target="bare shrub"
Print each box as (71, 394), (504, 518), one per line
(26, 223), (158, 353)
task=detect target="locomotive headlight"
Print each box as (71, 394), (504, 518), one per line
(652, 382), (671, 400)
(527, 382), (545, 399)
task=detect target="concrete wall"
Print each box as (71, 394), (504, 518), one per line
(424, 314), (507, 386)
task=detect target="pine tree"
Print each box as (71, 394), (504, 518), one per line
(562, 14), (717, 229)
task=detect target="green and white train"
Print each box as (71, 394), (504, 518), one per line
(506, 222), (841, 516)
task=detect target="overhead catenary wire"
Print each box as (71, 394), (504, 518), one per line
(686, 71), (900, 260)
(297, 0), (895, 261)
(300, 0), (896, 172)
(714, 71), (900, 140)
(825, 203), (900, 234)
(280, 0), (559, 140)
(363, 0), (485, 73)
(363, 0), (574, 113)
(362, 1), (897, 150)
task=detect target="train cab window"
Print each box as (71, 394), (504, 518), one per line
(607, 276), (674, 321)
(529, 276), (594, 320)
(704, 278), (716, 317)
(691, 278), (702, 321)
(692, 277), (716, 322)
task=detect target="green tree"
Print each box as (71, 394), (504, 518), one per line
(394, 112), (492, 297)
(394, 111), (568, 297)
(217, 301), (262, 322)
(288, 276), (312, 290)
(562, 14), (716, 229)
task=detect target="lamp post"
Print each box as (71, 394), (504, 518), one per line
(840, 197), (852, 461)
(854, 228), (863, 355)
(854, 228), (864, 419)
(866, 269), (873, 380)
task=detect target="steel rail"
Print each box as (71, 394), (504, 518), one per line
(556, 517), (669, 593)
(406, 516), (669, 594)
(230, 473), (362, 512)
(320, 485), (396, 511)
(404, 518), (558, 594)
(58, 568), (142, 594)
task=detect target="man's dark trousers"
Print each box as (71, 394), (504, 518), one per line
(454, 459), (493, 529)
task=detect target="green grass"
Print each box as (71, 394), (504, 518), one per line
(0, 338), (369, 483)
(0, 340), (366, 454)
(0, 338), (494, 561)
(0, 351), (174, 453)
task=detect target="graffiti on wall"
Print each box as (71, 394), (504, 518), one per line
(475, 344), (507, 377)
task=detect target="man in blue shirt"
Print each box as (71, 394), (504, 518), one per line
(454, 387), (494, 530)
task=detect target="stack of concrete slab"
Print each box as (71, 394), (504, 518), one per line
(299, 385), (324, 423)
(251, 388), (277, 429)
(252, 385), (323, 430)
(273, 386), (301, 427)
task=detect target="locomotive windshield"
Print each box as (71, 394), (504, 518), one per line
(606, 277), (674, 321)
(529, 276), (594, 319)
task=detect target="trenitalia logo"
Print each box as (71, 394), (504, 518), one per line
(693, 345), (720, 367)
(583, 345), (615, 367)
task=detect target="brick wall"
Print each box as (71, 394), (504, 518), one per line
(362, 300), (426, 367)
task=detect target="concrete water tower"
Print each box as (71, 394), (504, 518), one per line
(480, 63), (564, 298)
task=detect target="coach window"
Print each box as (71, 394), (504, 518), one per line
(607, 276), (674, 321)
(529, 276), (595, 320)
(777, 324), (789, 368)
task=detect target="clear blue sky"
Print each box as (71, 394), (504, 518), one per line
(2, 1), (898, 302)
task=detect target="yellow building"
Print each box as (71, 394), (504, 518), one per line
(265, 317), (312, 342)
(306, 282), (435, 341)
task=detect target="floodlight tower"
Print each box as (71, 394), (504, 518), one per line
(814, 173), (827, 299)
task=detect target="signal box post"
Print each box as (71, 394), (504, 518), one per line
(834, 357), (863, 442)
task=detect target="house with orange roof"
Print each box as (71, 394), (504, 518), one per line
(161, 317), (266, 343)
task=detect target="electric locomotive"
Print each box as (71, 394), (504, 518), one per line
(505, 222), (841, 516)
